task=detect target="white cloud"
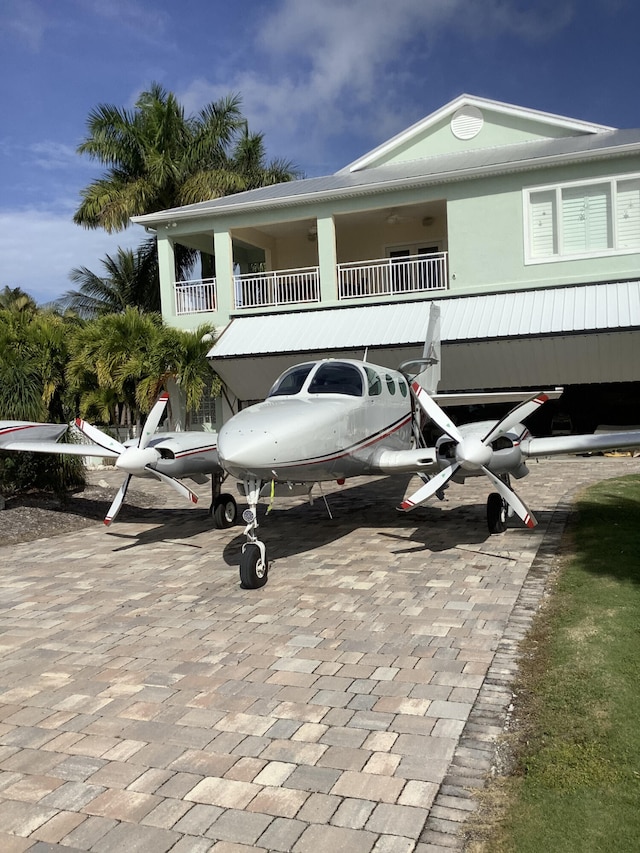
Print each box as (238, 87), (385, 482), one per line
(0, 209), (141, 304)
(179, 0), (576, 174)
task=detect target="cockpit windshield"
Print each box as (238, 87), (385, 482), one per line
(267, 363), (315, 397)
(267, 361), (364, 398)
(308, 362), (363, 397)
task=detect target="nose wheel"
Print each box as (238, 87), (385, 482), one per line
(239, 478), (269, 589)
(240, 542), (269, 589)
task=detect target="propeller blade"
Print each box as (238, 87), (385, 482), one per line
(75, 418), (126, 455)
(139, 393), (170, 449)
(104, 475), (132, 526)
(146, 467), (199, 505)
(411, 380), (464, 444)
(398, 463), (460, 511)
(482, 392), (550, 445)
(483, 468), (537, 528)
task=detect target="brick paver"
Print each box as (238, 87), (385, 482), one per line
(0, 456), (636, 850)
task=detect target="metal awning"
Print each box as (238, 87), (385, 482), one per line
(207, 281), (640, 400)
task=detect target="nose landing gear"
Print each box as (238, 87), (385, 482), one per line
(239, 479), (269, 589)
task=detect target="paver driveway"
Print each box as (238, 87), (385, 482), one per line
(0, 456), (636, 852)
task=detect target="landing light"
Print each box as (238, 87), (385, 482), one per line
(242, 509), (255, 523)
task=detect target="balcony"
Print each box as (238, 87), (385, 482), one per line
(338, 253), (448, 299)
(234, 267), (320, 309)
(175, 277), (216, 314)
(173, 253), (448, 315)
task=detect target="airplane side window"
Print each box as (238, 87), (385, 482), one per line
(268, 363), (315, 397)
(365, 367), (382, 396)
(398, 379), (408, 397)
(308, 363), (363, 397)
(385, 375), (396, 395)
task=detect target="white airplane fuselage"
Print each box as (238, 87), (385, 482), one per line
(218, 360), (414, 482)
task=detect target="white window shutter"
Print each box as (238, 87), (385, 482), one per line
(616, 178), (640, 249)
(529, 190), (556, 257)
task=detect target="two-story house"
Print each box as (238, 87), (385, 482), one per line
(132, 94), (640, 431)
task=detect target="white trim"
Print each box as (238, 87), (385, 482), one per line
(345, 94), (614, 173)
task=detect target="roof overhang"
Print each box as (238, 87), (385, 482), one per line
(131, 138), (640, 229)
(207, 281), (640, 400)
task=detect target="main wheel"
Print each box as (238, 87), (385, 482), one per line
(240, 544), (269, 589)
(487, 492), (507, 534)
(213, 493), (237, 529)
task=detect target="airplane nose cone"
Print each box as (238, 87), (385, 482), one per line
(217, 421), (277, 478)
(456, 436), (492, 471)
(116, 446), (159, 475)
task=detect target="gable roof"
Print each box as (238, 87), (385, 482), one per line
(343, 94), (615, 173)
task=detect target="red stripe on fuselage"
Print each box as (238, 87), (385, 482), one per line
(263, 412), (413, 470)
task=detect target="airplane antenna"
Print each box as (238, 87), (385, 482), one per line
(363, 347), (369, 363)
(318, 483), (334, 519)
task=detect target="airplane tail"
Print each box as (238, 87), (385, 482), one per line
(399, 302), (441, 393)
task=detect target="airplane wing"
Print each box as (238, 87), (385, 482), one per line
(0, 420), (120, 458)
(433, 389), (563, 407)
(523, 430), (640, 458)
(1, 439), (120, 458)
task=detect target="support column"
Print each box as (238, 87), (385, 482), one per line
(213, 229), (234, 322)
(316, 215), (338, 302)
(156, 235), (176, 317)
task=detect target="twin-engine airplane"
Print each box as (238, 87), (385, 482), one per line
(3, 346), (640, 591)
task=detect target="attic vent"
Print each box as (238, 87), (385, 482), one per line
(451, 105), (484, 140)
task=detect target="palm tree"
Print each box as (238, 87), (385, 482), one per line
(67, 308), (165, 432)
(57, 240), (160, 318)
(145, 324), (219, 427)
(0, 306), (84, 497)
(0, 285), (38, 315)
(74, 83), (301, 233)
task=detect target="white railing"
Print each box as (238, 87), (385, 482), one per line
(234, 267), (320, 309)
(338, 253), (448, 299)
(174, 254), (448, 314)
(175, 278), (217, 314)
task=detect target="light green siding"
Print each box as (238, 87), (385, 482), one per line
(364, 111), (591, 167)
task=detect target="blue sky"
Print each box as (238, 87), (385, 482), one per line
(1, 0), (638, 304)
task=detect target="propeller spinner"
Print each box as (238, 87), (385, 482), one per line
(75, 393), (198, 525)
(400, 381), (548, 530)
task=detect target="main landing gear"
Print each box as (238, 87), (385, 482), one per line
(210, 473), (238, 529)
(239, 478), (269, 589)
(486, 474), (512, 534)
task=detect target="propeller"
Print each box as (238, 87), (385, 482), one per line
(75, 393), (198, 525)
(400, 381), (547, 529)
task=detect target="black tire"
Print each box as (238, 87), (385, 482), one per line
(239, 544), (269, 589)
(213, 493), (237, 529)
(487, 492), (507, 534)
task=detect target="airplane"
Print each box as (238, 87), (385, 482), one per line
(215, 356), (640, 590)
(0, 393), (238, 530)
(3, 326), (640, 591)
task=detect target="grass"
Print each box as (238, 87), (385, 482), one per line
(467, 473), (640, 853)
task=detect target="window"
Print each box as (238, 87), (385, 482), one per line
(308, 363), (363, 397)
(268, 363), (315, 397)
(191, 392), (217, 426)
(525, 174), (640, 263)
(385, 374), (396, 394)
(365, 367), (382, 396)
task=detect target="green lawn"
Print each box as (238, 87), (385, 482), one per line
(471, 473), (640, 853)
